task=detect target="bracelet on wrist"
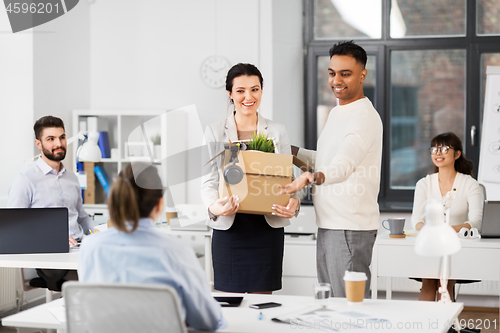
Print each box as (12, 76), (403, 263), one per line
(208, 207), (219, 222)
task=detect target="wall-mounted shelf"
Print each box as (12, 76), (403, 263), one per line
(72, 110), (167, 206)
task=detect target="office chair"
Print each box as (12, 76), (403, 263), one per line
(63, 282), (188, 333)
(18, 268), (59, 306)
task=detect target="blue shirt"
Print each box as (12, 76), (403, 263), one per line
(7, 157), (94, 240)
(78, 218), (225, 331)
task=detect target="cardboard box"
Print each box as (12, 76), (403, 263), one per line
(219, 149), (293, 215)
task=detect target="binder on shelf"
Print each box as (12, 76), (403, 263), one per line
(94, 165), (111, 196)
(84, 162), (96, 204)
(97, 131), (111, 158)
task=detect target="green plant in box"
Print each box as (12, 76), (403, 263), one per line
(247, 132), (275, 153)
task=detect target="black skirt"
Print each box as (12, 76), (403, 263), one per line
(212, 213), (284, 293)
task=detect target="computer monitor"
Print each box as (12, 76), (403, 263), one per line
(0, 208), (69, 254)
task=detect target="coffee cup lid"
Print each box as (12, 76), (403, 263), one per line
(343, 271), (367, 281)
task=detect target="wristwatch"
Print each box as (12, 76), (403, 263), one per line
(208, 207), (219, 222)
(308, 169), (317, 187)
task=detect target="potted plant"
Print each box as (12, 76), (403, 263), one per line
(245, 132), (275, 153)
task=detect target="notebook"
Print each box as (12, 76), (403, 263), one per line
(0, 208), (69, 254)
(480, 201), (500, 238)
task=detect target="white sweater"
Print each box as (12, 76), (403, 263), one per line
(298, 97), (383, 230)
(411, 172), (483, 230)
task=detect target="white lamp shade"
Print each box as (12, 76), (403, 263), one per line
(78, 132), (102, 162)
(415, 223), (461, 257)
(414, 199), (461, 257)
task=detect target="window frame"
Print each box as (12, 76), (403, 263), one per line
(304, 0), (500, 211)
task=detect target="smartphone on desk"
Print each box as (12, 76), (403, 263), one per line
(249, 302), (281, 309)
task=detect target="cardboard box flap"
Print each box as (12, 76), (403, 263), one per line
(293, 156), (314, 173)
(218, 148), (293, 215)
(238, 150), (293, 177)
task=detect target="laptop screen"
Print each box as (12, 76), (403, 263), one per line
(0, 208), (69, 254)
(480, 201), (500, 238)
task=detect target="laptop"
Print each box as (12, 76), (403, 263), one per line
(0, 208), (69, 254)
(480, 201), (500, 238)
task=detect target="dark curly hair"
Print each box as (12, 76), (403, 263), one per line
(329, 40), (367, 68)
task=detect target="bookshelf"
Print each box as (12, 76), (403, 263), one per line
(72, 110), (167, 206)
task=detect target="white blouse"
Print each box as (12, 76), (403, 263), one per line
(411, 172), (483, 230)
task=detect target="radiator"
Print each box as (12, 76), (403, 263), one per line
(0, 268), (17, 312)
(378, 277), (499, 296)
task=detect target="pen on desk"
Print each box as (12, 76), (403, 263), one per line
(89, 229), (93, 234)
(259, 312), (262, 320)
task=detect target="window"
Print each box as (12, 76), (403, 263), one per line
(305, 0), (500, 209)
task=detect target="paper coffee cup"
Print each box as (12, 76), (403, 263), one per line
(344, 271), (367, 303)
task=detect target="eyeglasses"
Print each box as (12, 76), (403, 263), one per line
(429, 146), (453, 155)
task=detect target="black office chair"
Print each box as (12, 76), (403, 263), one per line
(29, 269), (69, 291)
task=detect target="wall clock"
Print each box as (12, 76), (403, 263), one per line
(201, 55), (231, 89)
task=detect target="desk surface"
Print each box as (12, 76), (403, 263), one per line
(2, 293), (463, 333)
(376, 232), (500, 248)
(0, 249), (79, 270)
(372, 232), (500, 301)
(0, 226), (206, 270)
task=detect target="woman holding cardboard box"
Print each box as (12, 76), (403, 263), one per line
(411, 132), (483, 301)
(201, 63), (300, 293)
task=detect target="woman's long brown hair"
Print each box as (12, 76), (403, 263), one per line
(107, 163), (163, 233)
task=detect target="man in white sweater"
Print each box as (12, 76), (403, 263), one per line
(282, 41), (383, 297)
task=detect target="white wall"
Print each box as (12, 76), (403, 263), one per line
(89, 0), (261, 128)
(33, 1), (91, 140)
(271, 0), (304, 147)
(88, 0), (304, 135)
(0, 9), (34, 204)
(0, 0), (304, 203)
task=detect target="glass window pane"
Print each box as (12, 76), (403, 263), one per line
(317, 55), (376, 138)
(390, 50), (466, 189)
(314, 0), (382, 39)
(477, 0), (500, 35)
(481, 54), (500, 119)
(390, 0), (466, 38)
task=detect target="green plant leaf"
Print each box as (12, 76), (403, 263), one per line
(247, 131), (275, 152)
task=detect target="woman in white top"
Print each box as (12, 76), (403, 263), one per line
(411, 132), (483, 301)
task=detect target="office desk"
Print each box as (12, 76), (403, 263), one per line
(2, 292), (463, 333)
(371, 233), (500, 301)
(0, 250), (79, 270)
(0, 224), (208, 272)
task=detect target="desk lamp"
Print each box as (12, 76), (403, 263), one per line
(31, 131), (102, 163)
(415, 198), (461, 330)
(74, 132), (101, 163)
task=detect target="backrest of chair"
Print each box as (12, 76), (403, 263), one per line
(479, 183), (487, 201)
(63, 282), (188, 333)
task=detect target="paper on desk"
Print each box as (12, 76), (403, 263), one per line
(273, 305), (385, 331)
(48, 307), (66, 323)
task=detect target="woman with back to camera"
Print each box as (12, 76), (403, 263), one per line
(411, 132), (483, 301)
(201, 63), (300, 294)
(78, 162), (224, 331)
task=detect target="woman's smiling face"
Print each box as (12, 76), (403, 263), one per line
(431, 145), (460, 169)
(228, 75), (262, 117)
